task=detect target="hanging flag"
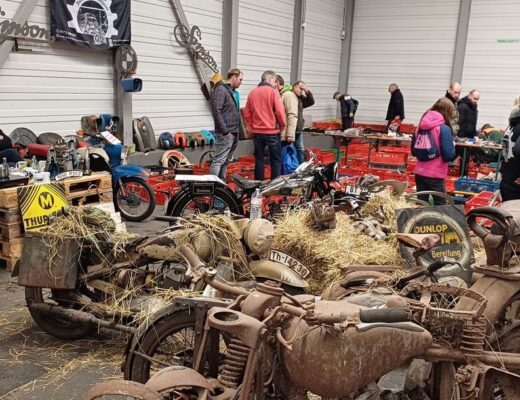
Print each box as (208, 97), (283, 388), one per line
(50, 0), (131, 49)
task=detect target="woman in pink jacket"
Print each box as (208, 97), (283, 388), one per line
(412, 98), (457, 205)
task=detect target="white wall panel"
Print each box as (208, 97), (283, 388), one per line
(348, 0), (459, 125)
(131, 0), (222, 132)
(302, 0), (344, 122)
(0, 0), (113, 136)
(237, 0), (294, 105)
(462, 0), (520, 128)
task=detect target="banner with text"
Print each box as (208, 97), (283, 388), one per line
(50, 0), (131, 49)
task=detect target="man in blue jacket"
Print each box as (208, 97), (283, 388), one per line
(210, 68), (243, 180)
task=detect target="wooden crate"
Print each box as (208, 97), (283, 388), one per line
(0, 255), (20, 272)
(0, 222), (24, 240)
(0, 207), (22, 224)
(0, 237), (24, 258)
(0, 173), (112, 209)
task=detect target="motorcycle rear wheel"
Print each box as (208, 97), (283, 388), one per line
(115, 177), (156, 222)
(25, 287), (94, 340)
(125, 309), (227, 384)
(168, 187), (241, 218)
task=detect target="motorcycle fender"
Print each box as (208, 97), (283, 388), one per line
(456, 276), (519, 329)
(113, 164), (148, 181)
(249, 260), (308, 288)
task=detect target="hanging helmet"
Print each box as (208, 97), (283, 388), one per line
(243, 219), (274, 256)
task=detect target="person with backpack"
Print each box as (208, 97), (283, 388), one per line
(412, 97), (457, 205)
(209, 68), (243, 180)
(500, 104), (520, 201)
(334, 91), (358, 130)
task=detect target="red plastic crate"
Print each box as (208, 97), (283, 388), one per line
(464, 191), (500, 213)
(348, 143), (371, 154)
(445, 176), (457, 193)
(379, 145), (411, 155)
(239, 155), (255, 164)
(369, 152), (407, 169)
(316, 151), (336, 164)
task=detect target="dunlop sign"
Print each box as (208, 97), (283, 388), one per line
(17, 184), (68, 231)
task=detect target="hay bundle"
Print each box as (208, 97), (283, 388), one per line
(273, 210), (404, 294)
(361, 189), (417, 230)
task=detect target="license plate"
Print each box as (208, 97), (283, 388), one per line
(269, 250), (310, 279)
(345, 184), (363, 196)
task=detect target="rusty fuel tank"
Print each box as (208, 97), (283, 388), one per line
(280, 300), (433, 398)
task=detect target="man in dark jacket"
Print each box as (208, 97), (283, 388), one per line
(210, 68), (243, 180)
(386, 83), (405, 131)
(334, 91), (358, 131)
(500, 106), (520, 201)
(457, 89), (480, 138)
(445, 82), (461, 135)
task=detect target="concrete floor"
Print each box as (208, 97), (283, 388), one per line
(0, 207), (169, 400)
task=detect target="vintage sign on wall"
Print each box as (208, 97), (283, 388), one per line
(173, 24), (219, 73)
(18, 183), (68, 231)
(0, 5), (54, 42)
(396, 205), (474, 283)
(51, 0), (131, 49)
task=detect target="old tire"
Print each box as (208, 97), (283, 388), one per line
(25, 287), (94, 340)
(168, 186), (241, 218)
(115, 177), (156, 222)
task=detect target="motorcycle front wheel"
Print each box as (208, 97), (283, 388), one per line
(168, 186), (241, 218)
(124, 309), (227, 384)
(115, 177), (156, 222)
(25, 287), (94, 340)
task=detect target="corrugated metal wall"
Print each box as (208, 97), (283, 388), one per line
(0, 0), (113, 136)
(301, 0), (345, 122)
(237, 0), (294, 105)
(131, 0), (222, 133)
(348, 0), (460, 125)
(462, 0), (520, 128)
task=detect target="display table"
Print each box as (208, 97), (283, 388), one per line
(0, 173), (113, 271)
(455, 141), (502, 178)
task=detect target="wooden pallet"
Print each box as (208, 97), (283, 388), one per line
(0, 207), (22, 224)
(0, 255), (20, 272)
(0, 222), (24, 241)
(0, 173), (112, 209)
(0, 237), (24, 258)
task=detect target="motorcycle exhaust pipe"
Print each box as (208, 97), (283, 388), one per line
(30, 303), (135, 334)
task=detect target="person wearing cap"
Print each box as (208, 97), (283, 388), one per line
(209, 68), (244, 180)
(500, 104), (520, 201)
(334, 91), (359, 131)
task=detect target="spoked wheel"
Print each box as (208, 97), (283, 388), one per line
(25, 287), (94, 340)
(168, 187), (241, 218)
(85, 380), (162, 400)
(490, 292), (520, 371)
(115, 177), (156, 222)
(125, 310), (228, 383)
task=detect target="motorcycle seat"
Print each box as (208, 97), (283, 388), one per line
(231, 174), (262, 190)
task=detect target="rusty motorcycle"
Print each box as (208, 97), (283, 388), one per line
(87, 229), (520, 399)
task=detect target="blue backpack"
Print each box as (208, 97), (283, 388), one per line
(281, 144), (299, 175)
(411, 129), (440, 161)
(159, 132), (175, 149)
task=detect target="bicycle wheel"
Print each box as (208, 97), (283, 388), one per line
(115, 177), (156, 222)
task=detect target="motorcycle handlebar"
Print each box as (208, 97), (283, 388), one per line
(467, 206), (516, 241)
(359, 308), (410, 324)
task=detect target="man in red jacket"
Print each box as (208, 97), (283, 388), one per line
(244, 70), (286, 180)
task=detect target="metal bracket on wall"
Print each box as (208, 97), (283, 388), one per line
(168, 0), (213, 102)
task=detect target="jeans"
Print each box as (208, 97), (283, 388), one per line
(210, 132), (238, 181)
(254, 133), (281, 181)
(294, 132), (304, 164)
(415, 174), (447, 205)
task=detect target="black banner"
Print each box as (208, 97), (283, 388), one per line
(50, 0), (131, 49)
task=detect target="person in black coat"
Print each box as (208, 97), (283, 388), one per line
(500, 106), (520, 201)
(385, 83), (405, 130)
(0, 130), (23, 165)
(334, 91), (359, 131)
(457, 90), (480, 138)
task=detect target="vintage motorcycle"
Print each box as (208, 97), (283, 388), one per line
(165, 152), (342, 219)
(15, 213), (309, 341)
(87, 237), (520, 399)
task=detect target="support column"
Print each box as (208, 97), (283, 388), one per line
(113, 61), (133, 146)
(338, 0), (355, 94)
(290, 0), (306, 83)
(0, 0), (39, 68)
(221, 0), (239, 74)
(451, 0), (472, 83)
